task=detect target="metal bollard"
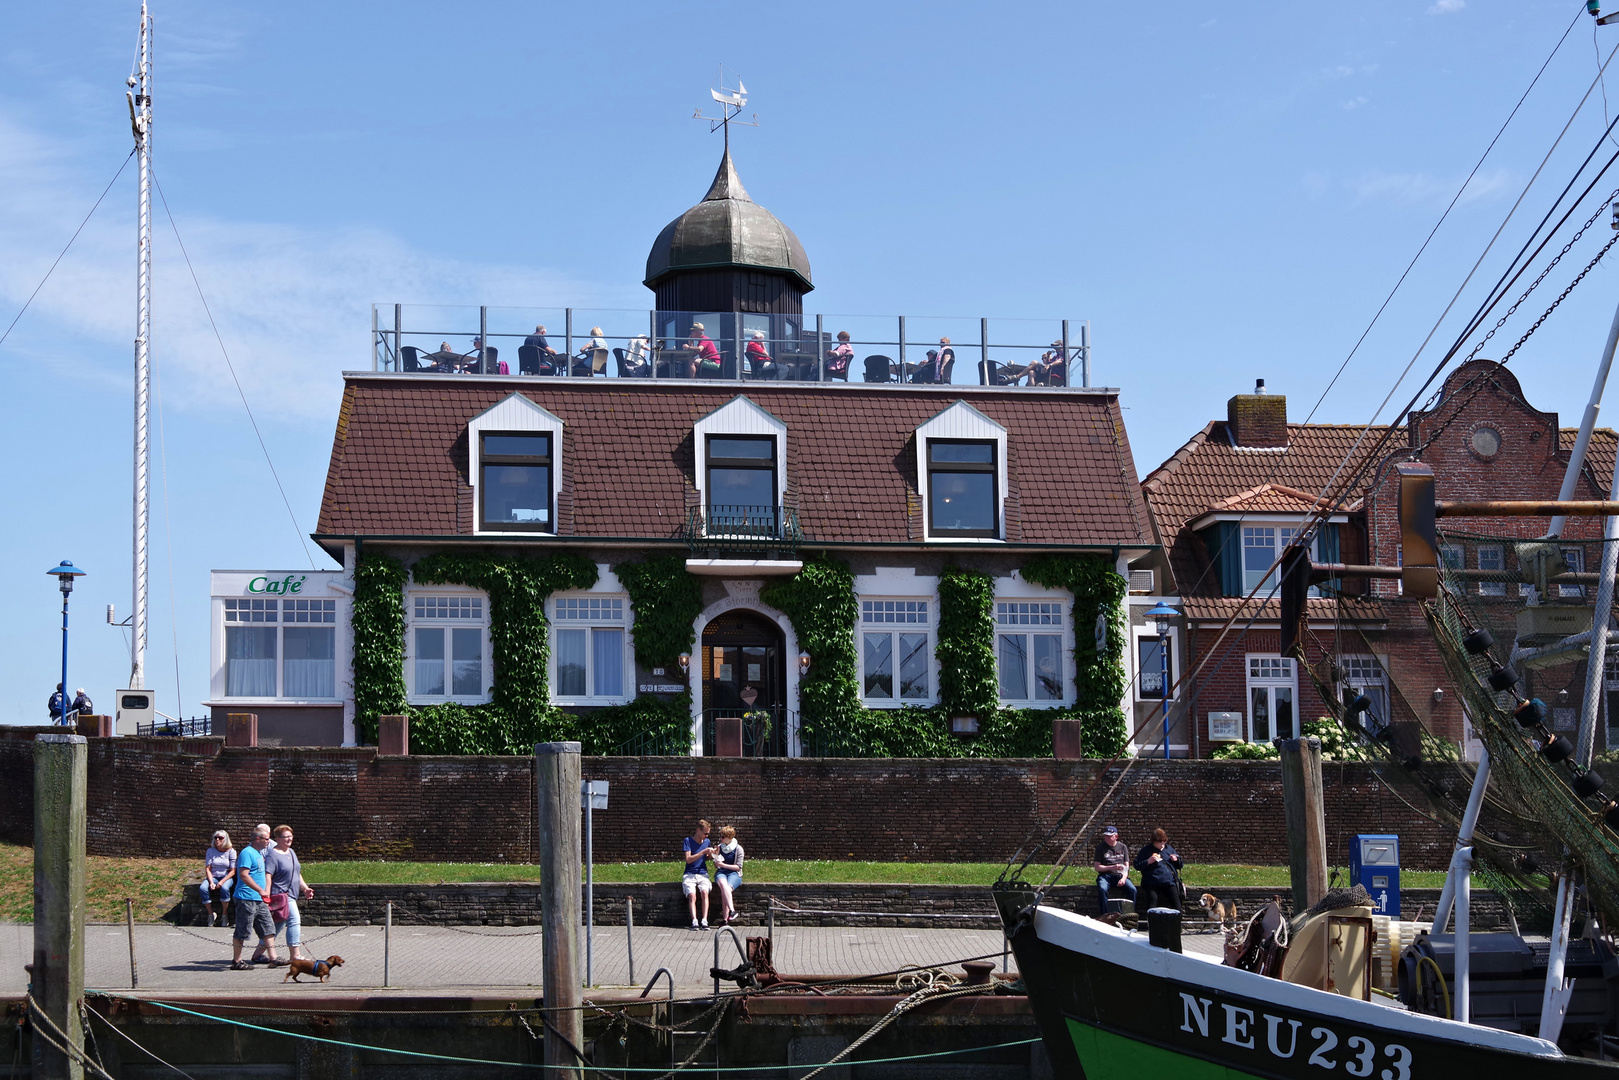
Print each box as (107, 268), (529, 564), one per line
(125, 898), (139, 988)
(626, 896), (636, 986)
(767, 895), (775, 949)
(384, 901), (392, 987)
(1002, 933), (1008, 974)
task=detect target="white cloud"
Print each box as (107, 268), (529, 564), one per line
(1347, 166), (1512, 207)
(1427, 0), (1465, 14)
(0, 114), (621, 422)
(1342, 96), (1370, 111)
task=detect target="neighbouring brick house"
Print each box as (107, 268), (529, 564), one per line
(206, 149), (1157, 749)
(1139, 360), (1618, 758)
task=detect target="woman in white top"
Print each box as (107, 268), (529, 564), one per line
(714, 825), (745, 924)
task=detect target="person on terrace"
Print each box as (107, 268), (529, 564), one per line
(825, 330), (854, 378)
(744, 330), (776, 378)
(685, 323), (722, 378)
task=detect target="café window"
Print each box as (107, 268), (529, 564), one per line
(1246, 655), (1297, 743)
(996, 601), (1064, 702)
(551, 594), (629, 702)
(223, 598), (337, 699)
(705, 435), (778, 535)
(1242, 525), (1323, 596)
(928, 440), (998, 537)
(409, 593), (487, 702)
(479, 431), (553, 532)
(860, 599), (933, 704)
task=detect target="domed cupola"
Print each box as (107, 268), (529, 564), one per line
(644, 149), (812, 315)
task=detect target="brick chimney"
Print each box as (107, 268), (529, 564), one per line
(1227, 379), (1288, 448)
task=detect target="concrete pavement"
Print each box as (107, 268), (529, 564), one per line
(0, 920), (1017, 995)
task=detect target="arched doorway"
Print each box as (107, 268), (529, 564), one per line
(701, 609), (786, 756)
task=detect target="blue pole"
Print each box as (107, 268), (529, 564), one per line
(1161, 631), (1170, 759)
(59, 589), (70, 727)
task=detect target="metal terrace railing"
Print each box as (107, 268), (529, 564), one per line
(370, 304), (1093, 388)
(685, 504), (802, 557)
(135, 715), (213, 737)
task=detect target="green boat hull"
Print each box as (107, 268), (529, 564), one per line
(994, 887), (1615, 1080)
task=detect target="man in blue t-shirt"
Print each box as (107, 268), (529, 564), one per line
(682, 819), (713, 931)
(230, 824), (281, 969)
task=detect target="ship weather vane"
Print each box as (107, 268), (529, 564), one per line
(693, 65), (758, 156)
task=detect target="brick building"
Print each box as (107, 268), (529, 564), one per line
(1139, 361), (1617, 758)
(205, 149), (1156, 748)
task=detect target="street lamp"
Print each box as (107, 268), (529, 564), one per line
(1144, 602), (1180, 759)
(45, 561), (87, 727)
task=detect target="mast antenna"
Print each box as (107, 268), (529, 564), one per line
(692, 65), (758, 156)
(130, 2), (152, 693)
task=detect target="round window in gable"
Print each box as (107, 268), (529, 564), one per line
(1469, 424), (1502, 461)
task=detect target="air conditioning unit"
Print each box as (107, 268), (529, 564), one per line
(115, 689), (155, 736)
(1515, 604), (1592, 652)
(1128, 569), (1155, 594)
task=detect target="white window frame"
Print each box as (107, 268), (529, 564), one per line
(692, 396), (789, 512)
(221, 597), (341, 702)
(1131, 624), (1182, 704)
(858, 598), (936, 706)
(405, 587), (493, 704)
(1245, 654), (1299, 743)
(995, 599), (1068, 703)
(915, 401), (1008, 542)
(1560, 546), (1586, 598)
(549, 592), (634, 705)
(1477, 544), (1505, 597)
(1340, 654), (1390, 739)
(1241, 523), (1325, 597)
(468, 393), (565, 536)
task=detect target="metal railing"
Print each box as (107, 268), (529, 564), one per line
(610, 725), (693, 756)
(685, 504), (802, 556)
(369, 304), (1094, 388)
(701, 706), (787, 757)
(135, 715), (213, 737)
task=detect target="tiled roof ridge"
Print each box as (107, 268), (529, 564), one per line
(317, 384), (356, 534)
(1141, 421), (1217, 495)
(1210, 483), (1329, 512)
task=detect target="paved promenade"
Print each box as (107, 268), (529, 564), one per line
(0, 921), (1016, 995)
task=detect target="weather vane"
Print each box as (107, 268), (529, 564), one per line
(693, 65), (758, 156)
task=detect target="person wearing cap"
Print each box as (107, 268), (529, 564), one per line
(203, 829), (237, 927)
(71, 688), (94, 717)
(1093, 825), (1136, 917)
(744, 329), (776, 379)
(684, 322), (721, 378)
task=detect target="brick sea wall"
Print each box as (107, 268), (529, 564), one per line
(0, 730), (1454, 867)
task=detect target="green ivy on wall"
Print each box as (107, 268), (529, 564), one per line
(351, 549), (597, 754)
(760, 554), (1127, 759)
(614, 553), (705, 668)
(1022, 554), (1130, 758)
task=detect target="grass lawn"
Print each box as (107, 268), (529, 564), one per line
(0, 841), (1447, 921)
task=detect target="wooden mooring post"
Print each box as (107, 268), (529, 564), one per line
(536, 742), (582, 1078)
(1277, 736), (1329, 913)
(33, 732), (87, 1080)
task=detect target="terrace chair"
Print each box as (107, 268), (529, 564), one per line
(614, 348), (651, 378)
(720, 353), (739, 379)
(518, 345), (542, 375)
(979, 358), (1017, 386)
(938, 355), (955, 384)
(863, 355), (893, 383)
(483, 345), (502, 375)
(400, 345), (423, 372)
(591, 347), (609, 375)
(823, 356), (851, 381)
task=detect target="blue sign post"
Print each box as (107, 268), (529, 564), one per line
(1350, 834), (1400, 917)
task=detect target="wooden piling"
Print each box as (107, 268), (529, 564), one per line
(536, 742), (582, 1077)
(1277, 736), (1329, 912)
(33, 733), (86, 1080)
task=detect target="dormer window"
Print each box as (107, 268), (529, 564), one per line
(467, 393), (565, 536)
(706, 435), (778, 532)
(480, 432), (553, 532)
(927, 441), (998, 537)
(914, 401), (1008, 542)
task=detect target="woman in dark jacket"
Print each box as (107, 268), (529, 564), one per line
(1133, 827), (1185, 912)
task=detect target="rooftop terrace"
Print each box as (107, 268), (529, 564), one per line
(371, 304), (1093, 388)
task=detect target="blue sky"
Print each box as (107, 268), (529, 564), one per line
(3, 0), (1618, 722)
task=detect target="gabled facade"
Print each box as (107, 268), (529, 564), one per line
(1141, 362), (1618, 758)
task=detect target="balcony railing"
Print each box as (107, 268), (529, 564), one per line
(135, 715), (214, 737)
(369, 304), (1094, 388)
(701, 706), (788, 758)
(685, 504), (802, 557)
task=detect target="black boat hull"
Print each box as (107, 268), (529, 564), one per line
(994, 888), (1611, 1080)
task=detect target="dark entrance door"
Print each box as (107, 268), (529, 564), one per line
(701, 610), (786, 756)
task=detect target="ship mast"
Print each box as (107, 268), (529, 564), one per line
(129, 3), (152, 693)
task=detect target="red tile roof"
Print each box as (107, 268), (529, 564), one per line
(316, 378), (1154, 549)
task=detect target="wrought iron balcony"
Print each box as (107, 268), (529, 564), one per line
(684, 504), (802, 557)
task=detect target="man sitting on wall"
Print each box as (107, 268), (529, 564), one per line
(682, 818), (713, 930)
(1093, 825), (1137, 916)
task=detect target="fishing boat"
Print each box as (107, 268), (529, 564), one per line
(995, 11), (1619, 1076)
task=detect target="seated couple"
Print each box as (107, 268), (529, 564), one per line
(681, 819), (746, 929)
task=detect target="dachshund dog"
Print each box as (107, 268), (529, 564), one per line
(283, 955), (344, 983)
(1199, 893), (1239, 925)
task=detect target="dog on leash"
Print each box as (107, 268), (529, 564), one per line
(1199, 893), (1238, 925)
(283, 955), (344, 983)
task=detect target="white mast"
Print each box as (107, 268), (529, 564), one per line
(129, 4), (152, 692)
